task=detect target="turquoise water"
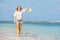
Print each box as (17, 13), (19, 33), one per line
(0, 23), (60, 40)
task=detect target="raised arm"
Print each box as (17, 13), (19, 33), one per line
(21, 8), (27, 13)
(21, 6), (31, 13)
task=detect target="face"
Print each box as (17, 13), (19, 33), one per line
(17, 6), (21, 11)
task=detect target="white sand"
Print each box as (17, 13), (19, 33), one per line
(0, 26), (60, 40)
(0, 34), (37, 40)
(0, 34), (59, 40)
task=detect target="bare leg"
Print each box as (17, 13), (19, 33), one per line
(16, 23), (20, 37)
(19, 23), (22, 36)
(16, 23), (22, 37)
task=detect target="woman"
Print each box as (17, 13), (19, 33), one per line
(13, 5), (30, 37)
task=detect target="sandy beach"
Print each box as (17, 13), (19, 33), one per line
(0, 33), (38, 40)
(0, 33), (60, 40)
(0, 23), (60, 40)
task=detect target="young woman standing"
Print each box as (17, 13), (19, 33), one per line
(13, 5), (31, 38)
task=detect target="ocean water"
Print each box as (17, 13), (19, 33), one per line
(0, 23), (60, 40)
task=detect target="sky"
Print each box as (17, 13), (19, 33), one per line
(0, 0), (60, 21)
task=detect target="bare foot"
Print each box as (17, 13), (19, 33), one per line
(18, 36), (20, 40)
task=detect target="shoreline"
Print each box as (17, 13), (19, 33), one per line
(0, 21), (60, 24)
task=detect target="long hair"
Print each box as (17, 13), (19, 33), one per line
(16, 5), (22, 11)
